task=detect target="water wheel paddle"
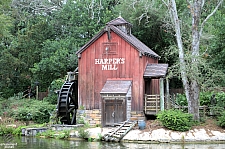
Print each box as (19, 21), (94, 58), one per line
(57, 81), (78, 125)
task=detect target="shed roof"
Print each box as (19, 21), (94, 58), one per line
(144, 64), (168, 78)
(76, 17), (160, 59)
(100, 80), (132, 94)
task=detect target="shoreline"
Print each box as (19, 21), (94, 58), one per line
(2, 120), (225, 144)
(84, 127), (225, 143)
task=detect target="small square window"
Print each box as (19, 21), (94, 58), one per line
(102, 43), (118, 55)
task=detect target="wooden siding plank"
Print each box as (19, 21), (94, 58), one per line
(131, 46), (138, 111)
(120, 38), (124, 78)
(125, 40), (131, 78)
(78, 31), (160, 112)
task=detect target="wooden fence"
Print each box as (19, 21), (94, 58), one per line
(144, 94), (160, 115)
(144, 93), (222, 117)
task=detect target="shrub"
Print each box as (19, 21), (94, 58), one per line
(44, 78), (65, 104)
(217, 111), (225, 128)
(175, 91), (216, 106)
(157, 109), (194, 131)
(200, 91), (213, 106)
(0, 125), (14, 135)
(43, 94), (58, 105)
(215, 92), (225, 108)
(175, 94), (187, 106)
(11, 99), (55, 124)
(12, 126), (26, 136)
(78, 128), (90, 139)
(0, 99), (11, 116)
(37, 130), (55, 138)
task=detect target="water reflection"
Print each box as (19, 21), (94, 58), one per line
(0, 136), (225, 149)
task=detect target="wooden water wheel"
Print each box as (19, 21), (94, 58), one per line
(57, 80), (78, 125)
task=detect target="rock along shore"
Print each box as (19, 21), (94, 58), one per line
(85, 127), (225, 143)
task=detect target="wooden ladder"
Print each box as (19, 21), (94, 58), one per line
(102, 120), (137, 142)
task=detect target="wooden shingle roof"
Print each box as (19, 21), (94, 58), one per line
(106, 16), (132, 26)
(100, 80), (132, 94)
(144, 64), (168, 78)
(76, 17), (160, 59)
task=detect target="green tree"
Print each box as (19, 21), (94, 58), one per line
(52, 0), (116, 47)
(206, 10), (225, 85)
(164, 0), (224, 120)
(30, 39), (78, 90)
(114, 0), (175, 63)
(30, 0), (117, 91)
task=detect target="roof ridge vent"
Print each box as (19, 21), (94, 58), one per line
(106, 17), (132, 35)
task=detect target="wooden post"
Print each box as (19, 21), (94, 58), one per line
(203, 105), (206, 118)
(160, 78), (164, 111)
(166, 78), (170, 109)
(36, 85), (38, 100)
(144, 94), (146, 114)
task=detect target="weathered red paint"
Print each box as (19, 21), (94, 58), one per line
(77, 31), (159, 111)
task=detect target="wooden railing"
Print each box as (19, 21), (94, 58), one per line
(144, 94), (221, 117)
(144, 94), (160, 115)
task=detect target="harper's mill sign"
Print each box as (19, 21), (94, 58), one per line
(95, 58), (125, 70)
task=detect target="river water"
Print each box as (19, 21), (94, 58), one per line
(1, 136), (225, 149)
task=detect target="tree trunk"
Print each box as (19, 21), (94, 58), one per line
(188, 0), (202, 121)
(169, 0), (200, 120)
(169, 0), (190, 104)
(188, 80), (200, 121)
(167, 0), (223, 121)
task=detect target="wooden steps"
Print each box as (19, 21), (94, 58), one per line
(102, 120), (137, 142)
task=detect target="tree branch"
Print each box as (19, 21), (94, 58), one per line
(161, 0), (168, 8)
(186, 0), (191, 6)
(199, 0), (224, 37)
(201, 0), (205, 8)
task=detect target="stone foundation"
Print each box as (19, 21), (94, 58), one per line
(78, 109), (145, 126)
(77, 109), (101, 127)
(130, 111), (145, 121)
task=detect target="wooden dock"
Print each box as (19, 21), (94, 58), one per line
(102, 120), (137, 142)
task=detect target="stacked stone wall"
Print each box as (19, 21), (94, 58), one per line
(130, 111), (145, 121)
(84, 109), (101, 127)
(77, 109), (145, 126)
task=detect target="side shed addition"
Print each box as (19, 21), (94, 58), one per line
(76, 17), (168, 126)
(100, 80), (132, 126)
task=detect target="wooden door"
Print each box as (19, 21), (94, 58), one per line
(103, 96), (126, 126)
(105, 100), (115, 125)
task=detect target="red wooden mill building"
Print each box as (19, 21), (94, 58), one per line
(76, 17), (168, 126)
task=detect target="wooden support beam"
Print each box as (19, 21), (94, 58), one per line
(160, 78), (164, 111)
(166, 78), (170, 109)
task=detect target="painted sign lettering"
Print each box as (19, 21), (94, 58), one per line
(95, 58), (125, 70)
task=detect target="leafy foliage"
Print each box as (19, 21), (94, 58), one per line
(175, 93), (187, 106)
(0, 125), (14, 135)
(114, 0), (174, 63)
(199, 91), (213, 106)
(215, 92), (225, 108)
(175, 91), (224, 107)
(30, 39), (77, 90)
(0, 0), (224, 102)
(218, 111), (225, 128)
(43, 78), (65, 104)
(157, 109), (194, 131)
(0, 98), (55, 124)
(0, 0), (117, 97)
(78, 128), (90, 139)
(206, 10), (225, 86)
(36, 129), (55, 138)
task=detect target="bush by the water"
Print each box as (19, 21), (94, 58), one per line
(157, 109), (194, 131)
(0, 98), (55, 124)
